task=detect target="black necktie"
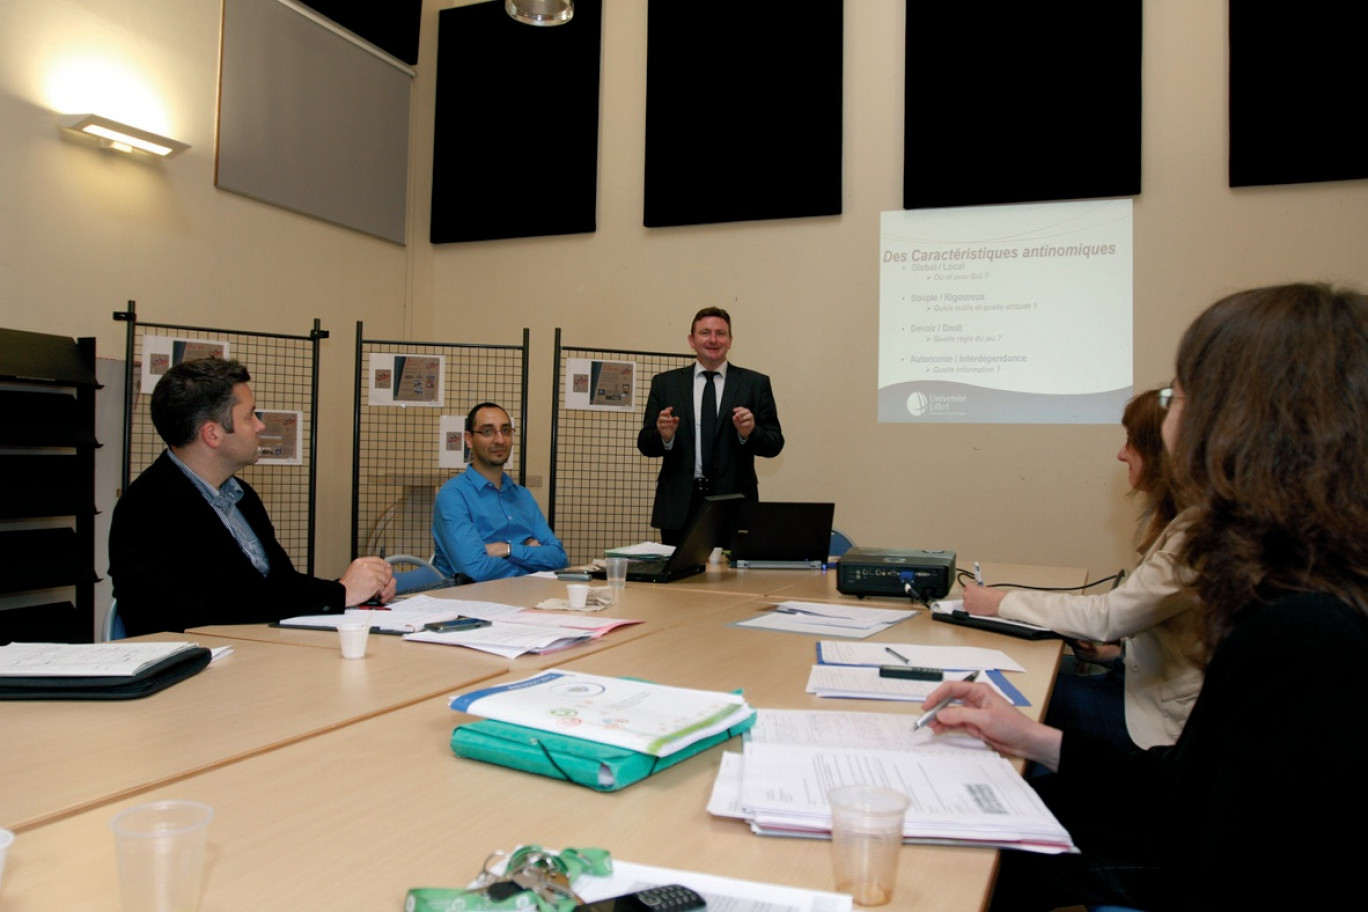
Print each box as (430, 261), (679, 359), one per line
(700, 370), (718, 478)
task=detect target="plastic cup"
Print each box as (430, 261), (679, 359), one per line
(828, 785), (909, 906)
(337, 622), (370, 659)
(605, 557), (629, 591)
(566, 583), (590, 609)
(0, 828), (13, 892)
(109, 800), (213, 912)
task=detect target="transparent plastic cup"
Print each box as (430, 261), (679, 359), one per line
(828, 785), (909, 906)
(109, 800), (213, 912)
(605, 557), (629, 591)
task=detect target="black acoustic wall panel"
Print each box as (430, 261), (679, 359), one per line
(301, 0), (422, 65)
(644, 1), (844, 228)
(430, 0), (602, 244)
(1229, 2), (1368, 188)
(903, 2), (1142, 210)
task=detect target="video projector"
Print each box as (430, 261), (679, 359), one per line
(836, 547), (956, 600)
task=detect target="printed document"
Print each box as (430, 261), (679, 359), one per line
(737, 601), (916, 638)
(738, 741), (1074, 853)
(815, 639), (1025, 672)
(0, 641), (198, 677)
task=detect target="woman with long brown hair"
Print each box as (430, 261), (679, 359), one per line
(929, 283), (1368, 910)
(961, 388), (1202, 752)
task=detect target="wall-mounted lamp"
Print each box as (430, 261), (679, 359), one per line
(506, 0), (573, 27)
(58, 113), (189, 157)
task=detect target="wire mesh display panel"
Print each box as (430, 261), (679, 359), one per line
(352, 326), (528, 561)
(115, 304), (325, 574)
(549, 331), (694, 565)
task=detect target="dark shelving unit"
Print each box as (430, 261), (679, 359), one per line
(0, 328), (100, 643)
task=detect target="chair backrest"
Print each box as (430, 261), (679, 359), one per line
(102, 598), (126, 641)
(385, 554), (449, 595)
(830, 528), (856, 558)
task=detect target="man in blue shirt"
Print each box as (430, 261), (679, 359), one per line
(432, 402), (567, 581)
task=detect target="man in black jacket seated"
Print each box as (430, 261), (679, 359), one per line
(110, 358), (393, 635)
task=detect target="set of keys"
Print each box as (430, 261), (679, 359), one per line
(472, 848), (585, 906)
(461, 847), (705, 912)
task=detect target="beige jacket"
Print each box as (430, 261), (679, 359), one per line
(999, 515), (1205, 748)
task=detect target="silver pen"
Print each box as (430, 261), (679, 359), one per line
(912, 670), (981, 730)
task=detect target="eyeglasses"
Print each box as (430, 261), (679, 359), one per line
(1158, 385), (1183, 410)
(470, 425), (515, 439)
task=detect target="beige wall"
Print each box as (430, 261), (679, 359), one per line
(4, 0), (1367, 587)
(418, 0), (1368, 575)
(0, 0), (412, 580)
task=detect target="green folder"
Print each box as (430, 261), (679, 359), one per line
(451, 713), (755, 791)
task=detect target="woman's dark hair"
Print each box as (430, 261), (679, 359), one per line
(1171, 283), (1368, 646)
(1122, 387), (1178, 552)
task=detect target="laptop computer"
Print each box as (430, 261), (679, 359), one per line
(728, 501), (835, 569)
(595, 493), (745, 583)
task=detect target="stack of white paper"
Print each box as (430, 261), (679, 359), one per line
(805, 665), (980, 701)
(0, 641), (200, 677)
(736, 601), (917, 639)
(707, 709), (1075, 854)
(605, 542), (675, 560)
(807, 640), (1030, 704)
(281, 595), (642, 659)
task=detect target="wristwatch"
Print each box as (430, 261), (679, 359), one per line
(502, 542), (512, 558)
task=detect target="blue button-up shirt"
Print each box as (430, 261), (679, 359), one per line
(167, 449), (271, 576)
(432, 468), (567, 581)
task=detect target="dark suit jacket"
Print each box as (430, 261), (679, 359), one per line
(108, 451), (345, 635)
(636, 363), (783, 531)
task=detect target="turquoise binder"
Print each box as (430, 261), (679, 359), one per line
(450, 713), (755, 791)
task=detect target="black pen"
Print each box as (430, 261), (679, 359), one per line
(912, 670), (981, 730)
(885, 647), (912, 665)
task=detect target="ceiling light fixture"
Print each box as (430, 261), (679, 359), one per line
(505, 0), (573, 27)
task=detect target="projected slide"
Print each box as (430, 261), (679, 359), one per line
(879, 200), (1132, 424)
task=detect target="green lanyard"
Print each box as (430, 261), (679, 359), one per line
(406, 846), (613, 912)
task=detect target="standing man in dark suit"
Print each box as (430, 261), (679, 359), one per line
(109, 358), (394, 635)
(637, 307), (784, 544)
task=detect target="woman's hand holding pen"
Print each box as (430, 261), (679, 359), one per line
(924, 681), (1064, 772)
(962, 582), (1008, 616)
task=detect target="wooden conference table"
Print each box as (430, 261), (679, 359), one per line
(0, 561), (1084, 911)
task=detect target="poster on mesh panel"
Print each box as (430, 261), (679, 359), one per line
(255, 409), (302, 465)
(565, 359), (636, 411)
(139, 336), (230, 396)
(369, 354), (444, 407)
